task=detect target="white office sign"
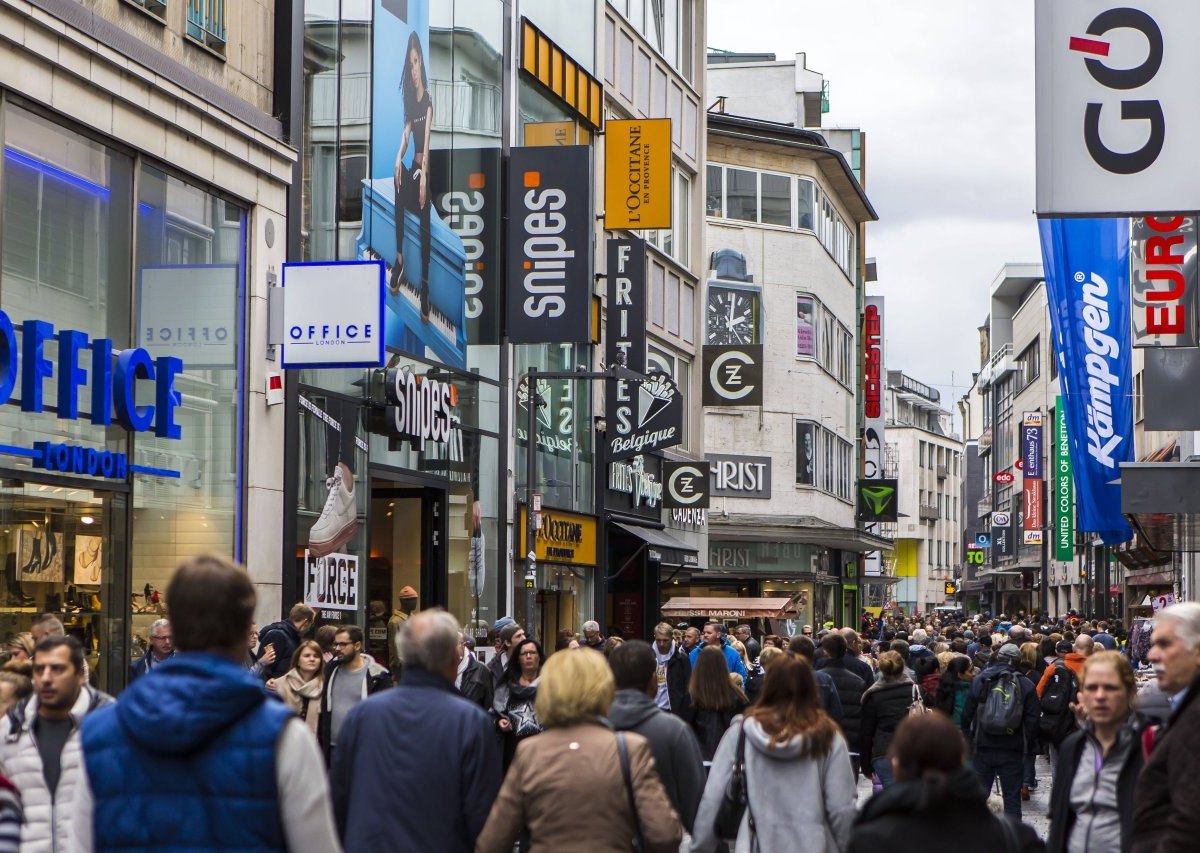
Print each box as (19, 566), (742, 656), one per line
(140, 265), (238, 368)
(282, 260), (385, 368)
(1036, 1), (1200, 216)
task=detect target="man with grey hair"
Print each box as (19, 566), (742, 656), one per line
(581, 620), (605, 652)
(332, 610), (501, 852)
(1133, 601), (1200, 849)
(30, 614), (64, 644)
(128, 618), (174, 683)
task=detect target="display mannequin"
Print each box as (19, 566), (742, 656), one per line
(386, 586), (419, 677)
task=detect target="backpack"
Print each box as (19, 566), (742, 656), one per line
(1038, 663), (1079, 743)
(976, 670), (1025, 737)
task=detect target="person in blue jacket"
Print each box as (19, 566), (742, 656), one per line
(687, 622), (746, 679)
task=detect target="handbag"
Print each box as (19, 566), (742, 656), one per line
(713, 723), (757, 844)
(907, 683), (929, 717)
(616, 732), (648, 853)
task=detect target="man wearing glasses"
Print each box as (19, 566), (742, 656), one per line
(318, 626), (390, 764)
(128, 619), (174, 683)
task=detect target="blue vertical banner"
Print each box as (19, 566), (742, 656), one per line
(1038, 218), (1134, 545)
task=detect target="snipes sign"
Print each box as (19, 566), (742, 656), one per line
(605, 119), (672, 230)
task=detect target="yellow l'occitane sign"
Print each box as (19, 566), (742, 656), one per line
(519, 506), (598, 567)
(605, 118), (672, 230)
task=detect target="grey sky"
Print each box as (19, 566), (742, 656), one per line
(707, 0), (1040, 418)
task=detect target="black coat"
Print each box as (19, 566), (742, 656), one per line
(256, 620), (302, 680)
(682, 699), (747, 762)
(859, 679), (917, 772)
(821, 658), (866, 747)
(849, 766), (1045, 853)
(1047, 718), (1146, 853)
(457, 654), (494, 711)
(662, 645), (692, 717)
(1132, 673), (1200, 853)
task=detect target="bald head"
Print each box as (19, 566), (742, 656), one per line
(1074, 634), (1095, 656)
(397, 608), (463, 681)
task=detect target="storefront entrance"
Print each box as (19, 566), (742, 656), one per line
(0, 476), (127, 691)
(366, 477), (447, 669)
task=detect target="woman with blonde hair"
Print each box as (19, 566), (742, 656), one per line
(272, 639), (323, 736)
(476, 646), (682, 853)
(4, 633), (32, 664)
(691, 654), (857, 852)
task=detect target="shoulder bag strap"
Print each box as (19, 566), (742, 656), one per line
(616, 732), (647, 853)
(738, 723), (759, 853)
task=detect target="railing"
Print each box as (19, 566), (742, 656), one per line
(128, 0), (167, 14)
(187, 0), (226, 47)
(977, 494), (993, 519)
(936, 463), (949, 479)
(311, 73), (371, 126)
(919, 504), (940, 522)
(431, 79), (503, 137)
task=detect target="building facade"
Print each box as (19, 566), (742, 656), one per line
(0, 0), (295, 691)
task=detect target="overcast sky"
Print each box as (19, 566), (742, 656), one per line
(707, 0), (1041, 422)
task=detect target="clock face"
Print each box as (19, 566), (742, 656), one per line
(706, 287), (759, 345)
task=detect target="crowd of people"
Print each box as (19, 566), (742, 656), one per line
(0, 561), (1195, 851)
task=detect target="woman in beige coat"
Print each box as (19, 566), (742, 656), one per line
(476, 648), (682, 853)
(272, 639), (323, 736)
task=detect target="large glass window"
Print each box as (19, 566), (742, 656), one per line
(794, 420), (853, 501)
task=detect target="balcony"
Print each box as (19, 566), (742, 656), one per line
(187, 0), (226, 49)
(977, 494), (993, 519)
(979, 343), (1016, 387)
(431, 79), (503, 137)
(919, 504), (940, 522)
(936, 463), (949, 479)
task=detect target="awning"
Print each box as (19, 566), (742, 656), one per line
(614, 523), (700, 568)
(661, 596), (800, 619)
(1124, 569), (1176, 587)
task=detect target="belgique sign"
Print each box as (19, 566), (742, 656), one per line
(607, 373), (684, 462)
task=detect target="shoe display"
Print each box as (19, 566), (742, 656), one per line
(308, 464), (357, 558)
(21, 537), (41, 574)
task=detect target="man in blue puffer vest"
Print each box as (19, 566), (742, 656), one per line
(71, 554), (342, 852)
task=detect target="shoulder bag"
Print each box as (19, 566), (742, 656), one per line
(713, 722), (758, 847)
(616, 731), (648, 853)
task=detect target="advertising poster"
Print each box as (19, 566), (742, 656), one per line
(604, 119), (672, 230)
(1054, 399), (1075, 561)
(364, 0), (470, 369)
(73, 535), (102, 585)
(862, 296), (886, 576)
(18, 527), (63, 584)
(299, 393), (368, 560)
(1023, 478), (1044, 545)
(796, 295), (817, 357)
(1130, 214), (1198, 347)
(1039, 217), (1134, 544)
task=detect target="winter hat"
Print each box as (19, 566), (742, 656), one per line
(398, 585), (418, 599)
(493, 615), (515, 632)
(1055, 640), (1072, 654)
(997, 643), (1021, 663)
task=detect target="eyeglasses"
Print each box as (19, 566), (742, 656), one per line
(151, 635), (172, 642)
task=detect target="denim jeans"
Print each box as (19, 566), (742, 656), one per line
(873, 756), (895, 788)
(1024, 753), (1037, 786)
(974, 748), (1025, 818)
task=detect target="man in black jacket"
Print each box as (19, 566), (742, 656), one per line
(652, 622), (691, 717)
(1047, 651), (1144, 853)
(455, 632), (493, 711)
(256, 603), (314, 680)
(788, 635), (843, 725)
(819, 632), (865, 775)
(961, 643), (1040, 819)
(607, 641), (705, 834)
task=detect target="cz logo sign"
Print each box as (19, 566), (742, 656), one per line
(664, 461), (709, 509)
(702, 345), (763, 406)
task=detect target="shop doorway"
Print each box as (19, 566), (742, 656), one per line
(366, 477), (446, 670)
(0, 477), (128, 692)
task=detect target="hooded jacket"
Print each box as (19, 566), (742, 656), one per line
(608, 688), (706, 833)
(961, 662), (1040, 752)
(80, 654), (294, 852)
(257, 620), (302, 681)
(690, 716), (857, 853)
(849, 766), (1044, 853)
(0, 684), (112, 853)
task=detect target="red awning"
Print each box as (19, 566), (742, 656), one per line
(660, 597), (799, 619)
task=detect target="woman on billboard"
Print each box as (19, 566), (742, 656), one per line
(390, 30), (434, 324)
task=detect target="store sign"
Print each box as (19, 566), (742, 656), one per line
(1039, 217), (1134, 544)
(431, 148), (503, 346)
(0, 311), (182, 441)
(1130, 214), (1199, 346)
(702, 345), (764, 406)
(608, 455), (662, 508)
(1022, 412), (1043, 478)
(605, 238), (647, 445)
(708, 454), (772, 498)
(1023, 477), (1045, 545)
(607, 373), (684, 462)
(857, 479), (899, 523)
(303, 550), (360, 613)
(373, 368), (457, 446)
(670, 507), (706, 527)
(1035, 1), (1200, 215)
(993, 512), (1011, 527)
(863, 296), (886, 577)
(664, 461), (710, 509)
(519, 506), (598, 566)
(282, 261), (385, 369)
(605, 119), (672, 230)
(140, 265), (238, 369)
(993, 522), (1014, 557)
(1054, 399), (1076, 561)
(506, 145), (593, 344)
(994, 471), (1015, 484)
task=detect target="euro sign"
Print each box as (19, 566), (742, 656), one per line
(861, 485), (895, 516)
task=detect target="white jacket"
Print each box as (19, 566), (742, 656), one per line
(0, 686), (111, 853)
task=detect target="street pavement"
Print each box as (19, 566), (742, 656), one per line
(855, 752), (1054, 839)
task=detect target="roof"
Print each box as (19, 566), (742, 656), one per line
(707, 112), (877, 223)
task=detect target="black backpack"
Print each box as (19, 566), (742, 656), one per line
(1038, 662), (1079, 743)
(977, 670), (1025, 737)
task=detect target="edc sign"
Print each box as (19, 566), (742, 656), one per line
(1036, 2), (1200, 215)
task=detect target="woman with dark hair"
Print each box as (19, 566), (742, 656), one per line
(390, 29), (435, 323)
(932, 656), (973, 726)
(913, 654), (941, 700)
(682, 646), (748, 762)
(849, 713), (1043, 852)
(492, 637), (545, 767)
(691, 655), (857, 853)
